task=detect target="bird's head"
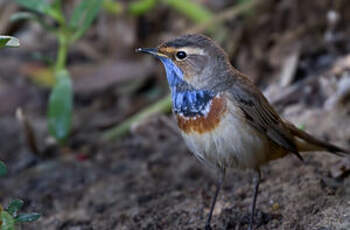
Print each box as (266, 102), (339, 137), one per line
(137, 34), (231, 92)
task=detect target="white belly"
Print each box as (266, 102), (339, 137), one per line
(180, 108), (271, 170)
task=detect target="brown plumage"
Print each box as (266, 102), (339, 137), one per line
(228, 69), (350, 159)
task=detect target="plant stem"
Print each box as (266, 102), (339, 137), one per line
(53, 1), (68, 72)
(55, 32), (68, 71)
(102, 95), (172, 141)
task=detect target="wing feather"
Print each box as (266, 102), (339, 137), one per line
(225, 73), (303, 160)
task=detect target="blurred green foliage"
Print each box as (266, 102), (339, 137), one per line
(128, 0), (213, 22)
(0, 153), (40, 230)
(48, 70), (73, 145)
(0, 199), (40, 230)
(13, 0), (102, 144)
(103, 95), (172, 140)
(68, 0), (102, 43)
(0, 161), (6, 176)
(0, 36), (20, 48)
(103, 0), (213, 23)
(103, 0), (124, 15)
(128, 0), (157, 15)
(162, 0), (212, 23)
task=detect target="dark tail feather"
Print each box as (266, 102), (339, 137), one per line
(285, 122), (350, 156)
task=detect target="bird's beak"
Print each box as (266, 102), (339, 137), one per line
(135, 48), (167, 58)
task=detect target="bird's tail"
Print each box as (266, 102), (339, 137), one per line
(285, 122), (350, 156)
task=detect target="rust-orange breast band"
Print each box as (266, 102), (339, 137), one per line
(176, 95), (227, 134)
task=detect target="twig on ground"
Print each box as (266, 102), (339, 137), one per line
(102, 95), (172, 141)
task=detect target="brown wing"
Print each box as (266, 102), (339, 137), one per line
(226, 74), (303, 160)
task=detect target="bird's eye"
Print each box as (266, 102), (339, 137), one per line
(175, 51), (187, 60)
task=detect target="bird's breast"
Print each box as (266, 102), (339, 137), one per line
(174, 93), (286, 169)
(175, 94), (227, 134)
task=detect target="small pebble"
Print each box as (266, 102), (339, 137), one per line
(272, 202), (280, 211)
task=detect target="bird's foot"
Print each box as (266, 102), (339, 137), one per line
(205, 224), (212, 230)
(248, 223), (254, 230)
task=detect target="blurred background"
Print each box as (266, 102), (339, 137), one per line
(0, 0), (350, 229)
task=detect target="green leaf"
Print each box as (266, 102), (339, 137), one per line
(0, 36), (20, 48)
(14, 213), (40, 223)
(14, 0), (65, 24)
(69, 0), (102, 42)
(6, 200), (24, 217)
(47, 0), (65, 24)
(14, 0), (51, 14)
(0, 37), (10, 48)
(0, 161), (7, 176)
(51, 0), (62, 11)
(1, 211), (15, 230)
(10, 12), (57, 32)
(10, 11), (37, 22)
(48, 69), (73, 144)
(162, 0), (213, 24)
(235, 0), (255, 16)
(103, 0), (124, 15)
(128, 0), (157, 15)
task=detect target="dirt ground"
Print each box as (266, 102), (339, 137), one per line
(1, 0), (350, 229)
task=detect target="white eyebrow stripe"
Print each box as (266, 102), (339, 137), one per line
(180, 47), (205, 55)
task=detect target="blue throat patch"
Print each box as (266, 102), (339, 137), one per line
(159, 57), (215, 117)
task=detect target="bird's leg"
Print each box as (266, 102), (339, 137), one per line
(205, 168), (225, 230)
(248, 169), (261, 230)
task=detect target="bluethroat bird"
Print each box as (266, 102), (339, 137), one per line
(136, 34), (349, 230)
